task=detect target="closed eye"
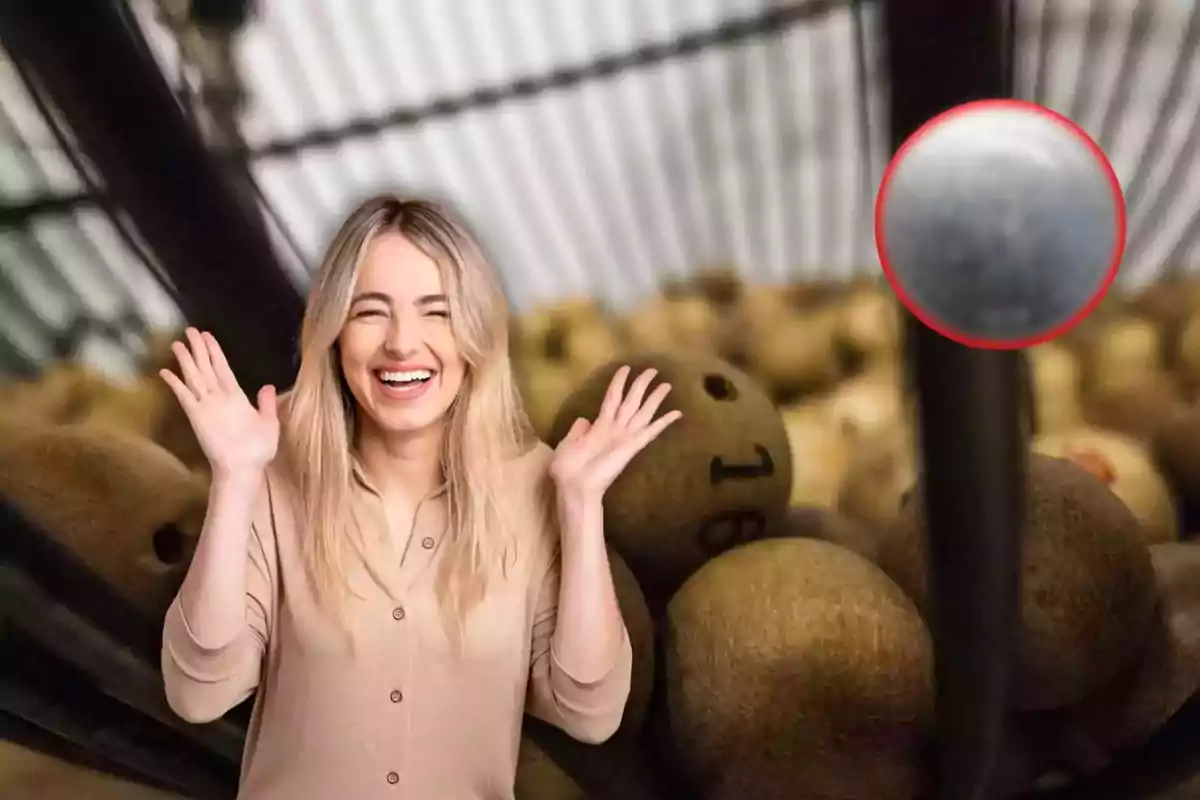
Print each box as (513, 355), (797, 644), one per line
(426, 309), (450, 318)
(353, 309), (388, 319)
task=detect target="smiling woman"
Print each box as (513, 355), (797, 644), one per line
(281, 196), (523, 635)
(338, 235), (466, 460)
(153, 194), (686, 799)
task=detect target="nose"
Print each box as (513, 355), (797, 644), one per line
(383, 312), (421, 358)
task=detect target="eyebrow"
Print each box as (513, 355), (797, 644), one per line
(349, 292), (448, 307)
(350, 291), (391, 307)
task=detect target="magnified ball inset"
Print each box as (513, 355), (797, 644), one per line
(876, 99), (1125, 349)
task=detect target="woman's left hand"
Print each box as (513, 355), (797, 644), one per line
(550, 366), (682, 502)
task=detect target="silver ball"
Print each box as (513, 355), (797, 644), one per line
(878, 102), (1123, 347)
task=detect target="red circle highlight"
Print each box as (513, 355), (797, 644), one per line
(874, 98), (1127, 350)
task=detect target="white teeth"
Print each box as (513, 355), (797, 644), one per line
(379, 369), (432, 384)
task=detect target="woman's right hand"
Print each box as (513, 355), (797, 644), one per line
(159, 327), (280, 479)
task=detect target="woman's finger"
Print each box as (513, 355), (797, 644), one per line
(595, 365), (632, 426)
(159, 368), (199, 411)
(560, 417), (591, 446)
(627, 382), (673, 430)
(607, 409), (682, 467)
(171, 340), (207, 395)
(203, 331), (240, 393)
(615, 368), (658, 427)
(186, 327), (219, 392)
(597, 409), (682, 481)
(256, 385), (278, 423)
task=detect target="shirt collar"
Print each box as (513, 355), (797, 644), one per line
(352, 458), (448, 501)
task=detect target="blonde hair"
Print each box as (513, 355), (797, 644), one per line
(280, 194), (534, 638)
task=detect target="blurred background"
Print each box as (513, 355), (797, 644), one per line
(7, 0), (1200, 798)
(13, 0), (1200, 383)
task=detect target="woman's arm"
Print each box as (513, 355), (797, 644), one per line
(161, 468), (279, 724)
(526, 365), (676, 742)
(524, 505), (632, 745)
(549, 492), (627, 681)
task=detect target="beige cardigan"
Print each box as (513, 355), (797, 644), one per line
(161, 442), (632, 800)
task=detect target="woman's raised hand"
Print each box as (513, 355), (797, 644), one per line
(550, 365), (682, 501)
(159, 328), (280, 478)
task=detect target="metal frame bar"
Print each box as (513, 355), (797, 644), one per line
(122, 11), (309, 279)
(246, 1), (844, 160)
(0, 563), (247, 762)
(11, 54), (163, 280)
(3, 55), (160, 342)
(0, 1), (844, 231)
(882, 3), (1023, 800)
(0, 95), (93, 319)
(0, 710), (191, 796)
(0, 0), (303, 390)
(1, 629), (237, 799)
(0, 498), (247, 751)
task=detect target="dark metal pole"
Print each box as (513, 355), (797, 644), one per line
(0, 710), (197, 797)
(881, 3), (1024, 800)
(0, 0), (303, 391)
(0, 635), (238, 799)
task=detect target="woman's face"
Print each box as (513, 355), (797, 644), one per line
(338, 231), (466, 438)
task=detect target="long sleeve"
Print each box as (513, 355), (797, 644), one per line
(525, 543), (633, 745)
(161, 476), (280, 724)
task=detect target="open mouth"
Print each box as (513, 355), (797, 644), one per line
(374, 368), (436, 395)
